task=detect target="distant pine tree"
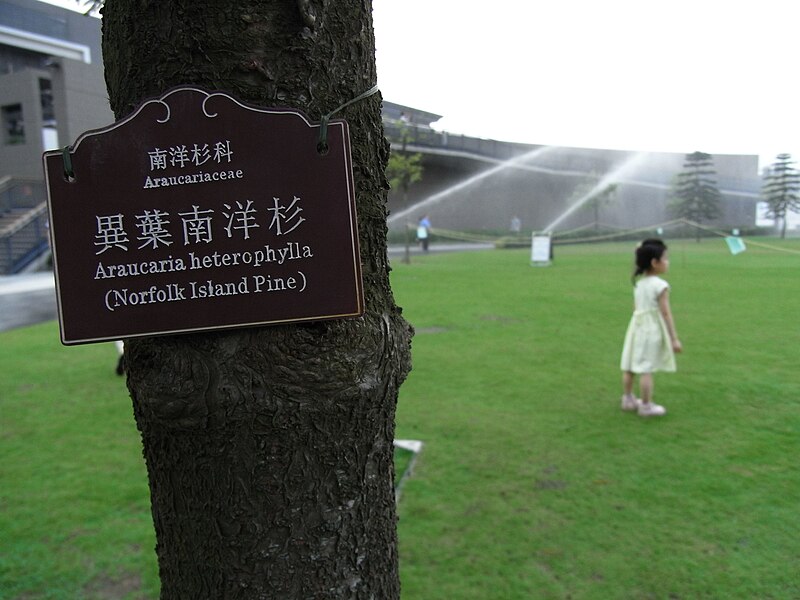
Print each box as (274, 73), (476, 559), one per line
(386, 151), (423, 197)
(671, 151), (722, 241)
(761, 153), (800, 238)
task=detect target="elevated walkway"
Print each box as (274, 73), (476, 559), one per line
(384, 119), (762, 195)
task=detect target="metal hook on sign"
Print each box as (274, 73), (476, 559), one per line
(62, 146), (76, 182)
(317, 84), (380, 155)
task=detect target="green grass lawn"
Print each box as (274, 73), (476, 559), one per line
(2, 238), (799, 599)
(0, 324), (158, 599)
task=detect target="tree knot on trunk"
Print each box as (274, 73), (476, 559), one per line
(127, 338), (215, 430)
(296, 0), (317, 30)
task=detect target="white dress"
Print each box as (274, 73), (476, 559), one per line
(620, 275), (676, 374)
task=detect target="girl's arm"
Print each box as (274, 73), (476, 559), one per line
(658, 288), (683, 353)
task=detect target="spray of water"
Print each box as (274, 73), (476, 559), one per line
(387, 145), (558, 226)
(543, 152), (650, 233)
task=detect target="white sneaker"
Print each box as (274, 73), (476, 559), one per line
(621, 395), (642, 411)
(638, 402), (666, 417)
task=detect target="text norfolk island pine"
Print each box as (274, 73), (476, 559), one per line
(96, 243), (314, 313)
(103, 272), (308, 313)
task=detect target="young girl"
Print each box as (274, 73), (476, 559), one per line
(620, 239), (682, 417)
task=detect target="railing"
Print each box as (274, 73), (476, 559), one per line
(0, 203), (49, 274)
(382, 120), (764, 195)
(0, 178), (50, 274)
(383, 120), (529, 161)
(0, 177), (46, 214)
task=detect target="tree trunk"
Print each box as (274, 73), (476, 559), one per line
(101, 1), (412, 597)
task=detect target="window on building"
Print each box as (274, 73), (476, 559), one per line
(2, 104), (25, 145)
(39, 78), (55, 124)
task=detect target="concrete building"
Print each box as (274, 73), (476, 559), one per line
(0, 0), (112, 274)
(0, 0), (112, 179)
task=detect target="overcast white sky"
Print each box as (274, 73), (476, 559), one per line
(373, 0), (800, 168)
(41, 0), (799, 167)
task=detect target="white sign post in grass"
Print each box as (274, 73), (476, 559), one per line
(531, 232), (552, 266)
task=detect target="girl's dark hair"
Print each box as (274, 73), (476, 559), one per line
(631, 238), (667, 284)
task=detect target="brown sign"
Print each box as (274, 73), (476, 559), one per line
(43, 87), (363, 345)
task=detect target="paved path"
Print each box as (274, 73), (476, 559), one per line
(387, 242), (493, 257)
(0, 272), (57, 333)
(0, 243), (492, 333)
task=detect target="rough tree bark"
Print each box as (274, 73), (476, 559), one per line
(101, 1), (412, 597)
